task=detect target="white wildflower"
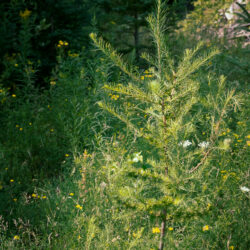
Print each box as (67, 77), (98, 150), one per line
(240, 186), (250, 193)
(132, 152), (143, 163)
(179, 140), (192, 148)
(198, 141), (210, 148)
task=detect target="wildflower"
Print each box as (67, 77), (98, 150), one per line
(247, 141), (250, 146)
(12, 94), (16, 98)
(132, 152), (143, 163)
(168, 227), (173, 231)
(233, 133), (239, 138)
(50, 81), (56, 85)
(50, 129), (54, 132)
(111, 94), (119, 100)
(13, 235), (20, 240)
(78, 235), (81, 240)
(10, 179), (14, 183)
(42, 196), (47, 199)
(76, 204), (83, 210)
(222, 175), (228, 181)
(202, 225), (209, 231)
(179, 140), (192, 148)
(247, 135), (250, 139)
(140, 76), (145, 80)
(65, 154), (70, 157)
(29, 122), (32, 126)
(237, 140), (242, 142)
(16, 125), (19, 128)
(207, 203), (211, 209)
(240, 186), (250, 193)
(229, 246), (234, 250)
(64, 41), (69, 46)
(208, 61), (212, 65)
(14, 63), (18, 67)
(32, 193), (37, 198)
(202, 132), (206, 135)
(222, 132), (226, 135)
(198, 141), (209, 148)
(19, 128), (23, 131)
(19, 9), (31, 19)
(69, 193), (74, 196)
(132, 232), (137, 237)
(13, 198), (17, 202)
(59, 40), (64, 45)
(237, 121), (243, 125)
(220, 170), (227, 174)
(152, 227), (161, 233)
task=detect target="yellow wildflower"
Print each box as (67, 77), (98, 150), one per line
(19, 9), (31, 19)
(237, 140), (242, 142)
(13, 235), (20, 240)
(16, 125), (19, 128)
(14, 63), (18, 67)
(13, 198), (17, 202)
(229, 246), (234, 250)
(65, 154), (70, 157)
(202, 225), (209, 231)
(140, 76), (145, 80)
(59, 40), (64, 45)
(42, 196), (47, 199)
(78, 235), (81, 240)
(246, 135), (250, 139)
(233, 133), (239, 139)
(152, 227), (161, 233)
(50, 129), (54, 132)
(202, 132), (206, 135)
(168, 227), (173, 231)
(10, 179), (14, 183)
(64, 41), (69, 46)
(32, 193), (37, 198)
(69, 193), (74, 196)
(76, 204), (83, 210)
(247, 141), (250, 146)
(12, 94), (16, 98)
(50, 81), (56, 85)
(19, 128), (23, 131)
(29, 122), (32, 126)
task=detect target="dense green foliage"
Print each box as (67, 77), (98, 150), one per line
(0, 0), (249, 249)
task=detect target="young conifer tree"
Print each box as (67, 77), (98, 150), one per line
(90, 0), (239, 249)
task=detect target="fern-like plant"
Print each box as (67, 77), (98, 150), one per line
(90, 0), (239, 249)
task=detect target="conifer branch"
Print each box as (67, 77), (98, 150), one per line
(90, 33), (140, 82)
(176, 47), (219, 84)
(103, 83), (156, 104)
(97, 101), (139, 133)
